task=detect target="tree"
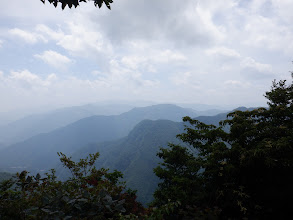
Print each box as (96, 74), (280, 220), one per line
(0, 152), (144, 219)
(153, 77), (293, 219)
(40, 0), (113, 10)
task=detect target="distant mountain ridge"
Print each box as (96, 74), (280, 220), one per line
(0, 102), (229, 146)
(0, 104), (197, 173)
(194, 106), (256, 126)
(0, 103), (135, 146)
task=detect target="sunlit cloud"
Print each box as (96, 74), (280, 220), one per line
(34, 50), (72, 69)
(205, 47), (241, 59)
(9, 28), (47, 44)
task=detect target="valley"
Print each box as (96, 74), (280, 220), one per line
(0, 102), (233, 204)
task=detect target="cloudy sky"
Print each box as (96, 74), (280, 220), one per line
(0, 0), (292, 113)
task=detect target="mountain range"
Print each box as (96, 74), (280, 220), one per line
(0, 102), (227, 148)
(0, 104), (198, 173)
(0, 103), (250, 204)
(0, 103), (136, 146)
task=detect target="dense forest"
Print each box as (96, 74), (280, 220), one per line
(0, 78), (292, 219)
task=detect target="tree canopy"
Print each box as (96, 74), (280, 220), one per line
(40, 0), (113, 10)
(0, 152), (145, 219)
(153, 77), (293, 219)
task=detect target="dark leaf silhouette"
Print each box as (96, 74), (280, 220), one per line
(40, 0), (113, 10)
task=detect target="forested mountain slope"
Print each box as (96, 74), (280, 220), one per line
(0, 104), (196, 174)
(59, 119), (185, 205)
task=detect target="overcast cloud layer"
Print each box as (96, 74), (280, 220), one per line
(0, 0), (293, 113)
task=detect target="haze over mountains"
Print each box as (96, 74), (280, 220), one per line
(0, 104), (197, 171)
(0, 102), (227, 148)
(0, 102), (246, 204)
(0, 103), (136, 146)
(61, 119), (186, 204)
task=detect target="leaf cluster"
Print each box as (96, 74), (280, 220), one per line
(153, 78), (293, 219)
(0, 152), (144, 219)
(40, 0), (113, 10)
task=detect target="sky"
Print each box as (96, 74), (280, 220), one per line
(0, 0), (293, 113)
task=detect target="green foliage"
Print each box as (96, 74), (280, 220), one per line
(153, 144), (203, 207)
(40, 0), (113, 10)
(119, 200), (220, 220)
(153, 78), (293, 219)
(67, 119), (185, 205)
(0, 152), (144, 219)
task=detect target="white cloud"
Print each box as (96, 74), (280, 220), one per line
(10, 70), (39, 82)
(272, 0), (293, 22)
(240, 7), (293, 53)
(9, 28), (46, 44)
(169, 71), (201, 89)
(239, 57), (276, 80)
(249, 0), (268, 12)
(193, 3), (226, 43)
(121, 56), (147, 70)
(155, 50), (187, 63)
(0, 70), (56, 92)
(224, 80), (251, 88)
(91, 70), (102, 76)
(197, 0), (237, 13)
(120, 49), (186, 71)
(205, 47), (241, 58)
(98, 59), (160, 89)
(47, 73), (58, 81)
(34, 50), (72, 69)
(58, 22), (112, 56)
(35, 24), (64, 41)
(0, 39), (3, 48)
(80, 0), (228, 48)
(35, 22), (113, 64)
(240, 57), (272, 73)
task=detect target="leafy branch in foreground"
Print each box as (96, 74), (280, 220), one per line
(0, 152), (143, 219)
(40, 0), (113, 10)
